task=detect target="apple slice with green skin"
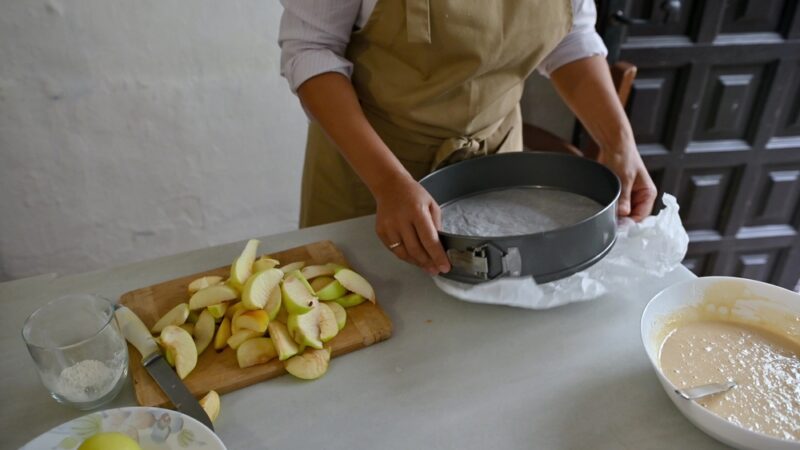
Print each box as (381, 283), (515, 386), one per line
(252, 256), (280, 273)
(300, 264), (335, 280)
(333, 293), (366, 308)
(206, 303), (228, 321)
(194, 309), (215, 355)
(334, 269), (376, 303)
(225, 301), (245, 320)
(315, 279), (347, 301)
(199, 390), (220, 423)
(159, 325), (198, 379)
(278, 261), (306, 274)
(179, 323), (195, 335)
(310, 276), (334, 292)
(187, 275), (224, 294)
(284, 347), (331, 380)
(233, 310), (269, 333)
(241, 268), (283, 310)
(282, 270), (318, 314)
(151, 303), (189, 334)
(236, 337), (277, 368)
(228, 239), (260, 290)
(275, 304), (289, 325)
(326, 263), (347, 273)
(317, 303), (339, 342)
(287, 308), (323, 349)
(268, 321), (299, 361)
(189, 285), (238, 310)
(213, 317), (231, 351)
(326, 301), (347, 330)
(264, 286), (282, 320)
(227, 329), (262, 350)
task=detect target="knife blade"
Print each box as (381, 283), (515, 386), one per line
(115, 306), (214, 431)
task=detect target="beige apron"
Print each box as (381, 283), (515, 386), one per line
(300, 0), (572, 227)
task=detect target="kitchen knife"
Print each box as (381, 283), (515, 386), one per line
(115, 306), (214, 431)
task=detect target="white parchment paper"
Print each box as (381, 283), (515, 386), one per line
(433, 194), (689, 309)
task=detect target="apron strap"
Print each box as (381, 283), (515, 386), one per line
(430, 109), (518, 172)
(406, 0), (432, 44)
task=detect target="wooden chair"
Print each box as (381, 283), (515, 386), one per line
(522, 61), (637, 160)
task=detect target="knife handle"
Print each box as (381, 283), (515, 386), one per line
(115, 306), (159, 359)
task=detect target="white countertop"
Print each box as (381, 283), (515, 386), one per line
(0, 216), (730, 450)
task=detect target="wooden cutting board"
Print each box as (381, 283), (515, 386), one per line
(119, 240), (393, 407)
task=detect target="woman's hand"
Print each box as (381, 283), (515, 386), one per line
(598, 141), (657, 221)
(373, 175), (451, 275)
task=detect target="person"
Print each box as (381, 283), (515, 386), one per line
(279, 0), (657, 276)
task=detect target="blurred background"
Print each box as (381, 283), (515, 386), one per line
(2, 0), (799, 291)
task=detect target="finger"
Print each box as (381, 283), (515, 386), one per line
(429, 202), (443, 231)
(383, 229), (416, 265)
(400, 223), (437, 274)
(414, 209), (450, 273)
(617, 175), (633, 217)
(629, 182), (658, 222)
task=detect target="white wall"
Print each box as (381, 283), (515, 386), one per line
(0, 0), (309, 281)
(0, 1), (574, 281)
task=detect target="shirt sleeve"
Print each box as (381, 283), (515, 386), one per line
(278, 0), (361, 93)
(536, 0), (608, 78)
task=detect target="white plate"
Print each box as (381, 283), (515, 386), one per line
(641, 276), (800, 450)
(22, 406), (226, 450)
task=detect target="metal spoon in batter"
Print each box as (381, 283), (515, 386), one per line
(676, 380), (737, 400)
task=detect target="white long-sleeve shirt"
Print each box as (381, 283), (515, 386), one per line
(279, 0), (608, 93)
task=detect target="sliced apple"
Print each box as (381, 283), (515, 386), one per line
(187, 310), (200, 324)
(326, 263), (347, 273)
(187, 276), (224, 294)
(213, 317), (232, 351)
(236, 337), (277, 369)
(159, 325), (198, 379)
(229, 239), (260, 290)
(310, 276), (334, 292)
(300, 264), (335, 280)
(225, 301), (245, 320)
(230, 305), (249, 333)
(278, 261), (306, 274)
(264, 286), (282, 320)
(194, 309), (215, 355)
(199, 390), (220, 423)
(268, 321), (299, 361)
(282, 270), (318, 314)
(227, 329), (262, 350)
(284, 347), (331, 380)
(326, 301), (347, 330)
(234, 310), (269, 333)
(241, 268), (283, 310)
(206, 303), (228, 321)
(287, 308), (322, 349)
(333, 293), (366, 308)
(189, 284), (238, 310)
(275, 304), (289, 325)
(317, 303), (339, 342)
(179, 323), (195, 335)
(252, 256), (280, 273)
(315, 280), (347, 301)
(334, 269), (376, 303)
(151, 303), (190, 334)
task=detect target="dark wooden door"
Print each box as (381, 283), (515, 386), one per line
(597, 0), (800, 289)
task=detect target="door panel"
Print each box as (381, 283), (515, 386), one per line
(598, 0), (800, 289)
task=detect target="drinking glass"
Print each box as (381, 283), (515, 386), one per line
(22, 294), (128, 410)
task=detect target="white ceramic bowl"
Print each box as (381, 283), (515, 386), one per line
(641, 276), (800, 450)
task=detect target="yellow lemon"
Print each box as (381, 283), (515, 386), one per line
(78, 432), (142, 450)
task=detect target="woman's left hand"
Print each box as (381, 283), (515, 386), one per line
(598, 141), (657, 222)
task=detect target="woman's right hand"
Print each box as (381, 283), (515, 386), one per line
(373, 175), (452, 275)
